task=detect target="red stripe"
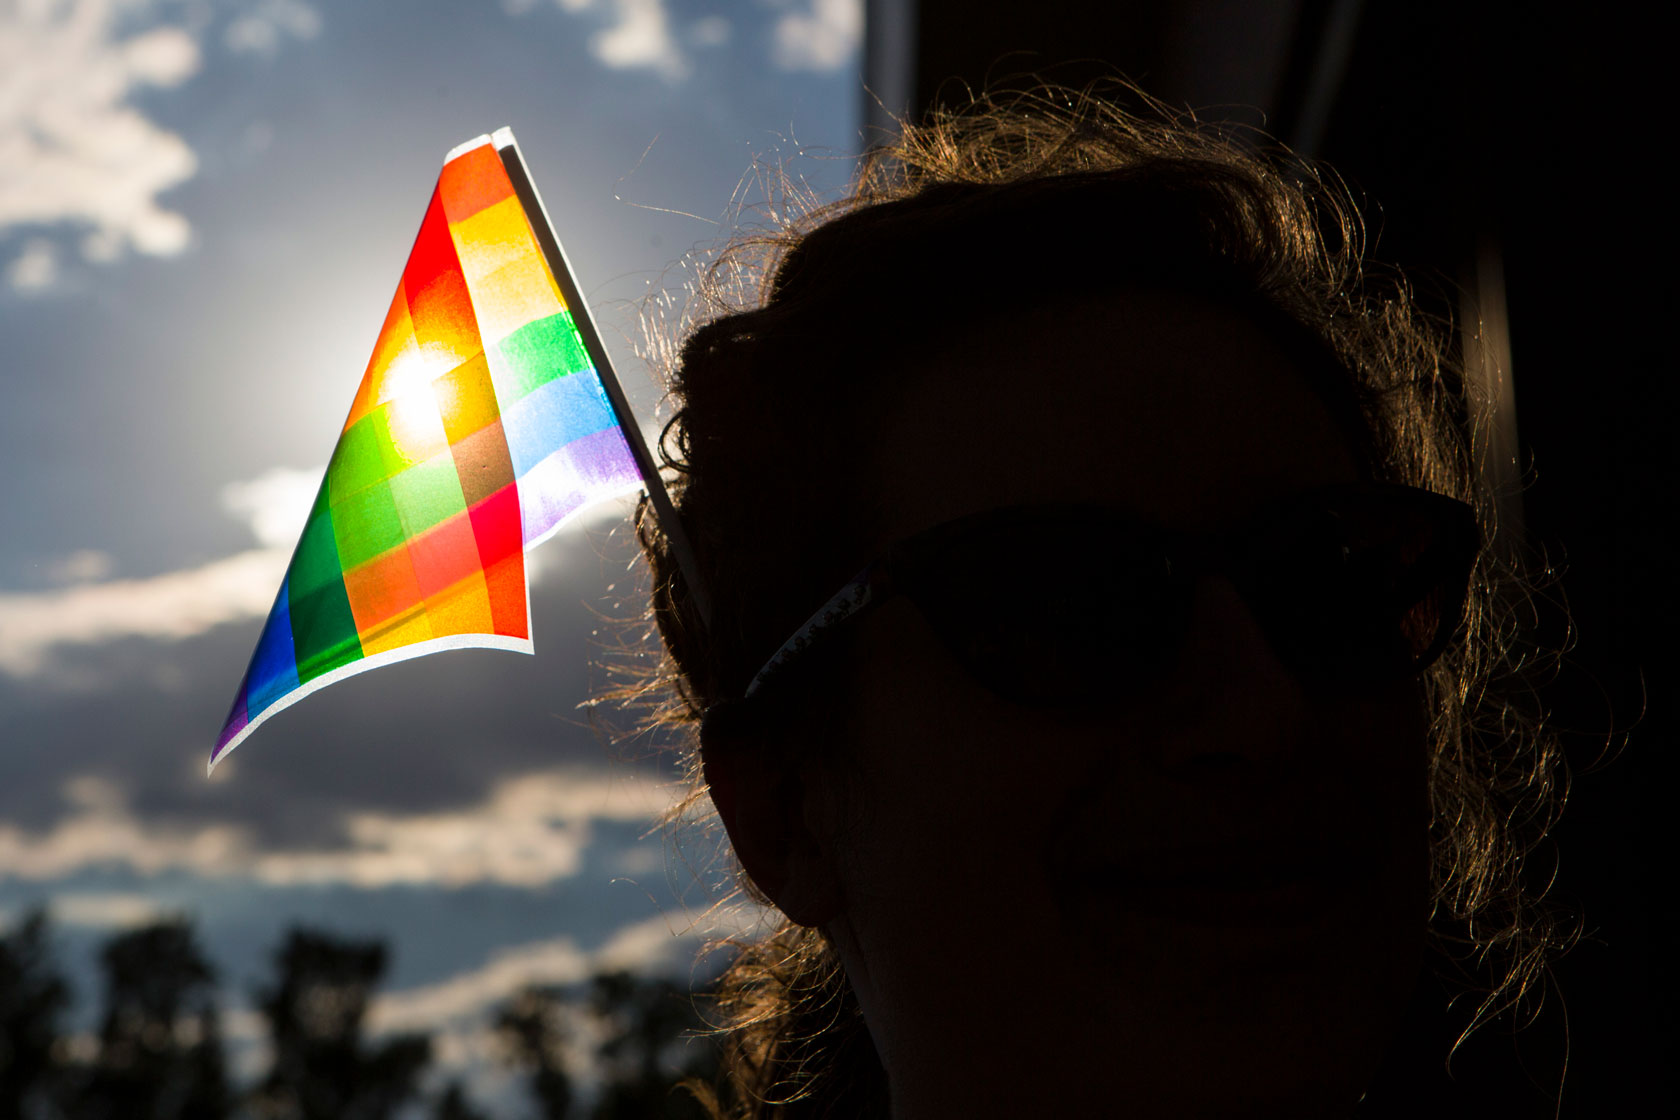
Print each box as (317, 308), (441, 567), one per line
(403, 189), (480, 352)
(468, 485), (527, 637)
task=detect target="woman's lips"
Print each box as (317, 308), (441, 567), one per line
(1059, 841), (1353, 926)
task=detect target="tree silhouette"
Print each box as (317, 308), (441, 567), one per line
(432, 1080), (491, 1120)
(494, 971), (719, 1120)
(8, 911), (730, 1120)
(76, 917), (229, 1120)
(248, 928), (430, 1120)
(495, 983), (572, 1120)
(586, 971), (716, 1120)
(0, 909), (70, 1120)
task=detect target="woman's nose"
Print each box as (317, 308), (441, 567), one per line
(1151, 573), (1310, 774)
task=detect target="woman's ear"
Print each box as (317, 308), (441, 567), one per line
(700, 702), (843, 928)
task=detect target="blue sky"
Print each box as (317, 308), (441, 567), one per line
(0, 0), (861, 1105)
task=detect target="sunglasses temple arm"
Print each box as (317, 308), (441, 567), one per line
(744, 570), (879, 697)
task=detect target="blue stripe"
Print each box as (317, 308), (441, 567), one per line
(500, 367), (618, 477)
(249, 577), (301, 716)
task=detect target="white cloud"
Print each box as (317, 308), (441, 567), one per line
(362, 914), (721, 1112)
(220, 464), (321, 549)
(371, 934), (593, 1034)
(365, 908), (756, 1092)
(771, 0), (861, 72)
(690, 15), (729, 48)
(224, 0), (320, 58)
(524, 0), (688, 80)
(0, 1), (321, 286)
(49, 890), (170, 928)
(383, 911), (744, 1040)
(0, 459), (631, 679)
(0, 0), (201, 277)
(6, 237), (60, 290)
(254, 769), (682, 889)
(592, 0), (687, 80)
(0, 775), (250, 879)
(47, 548), (117, 584)
(0, 463), (313, 681)
(0, 546), (289, 678)
(0, 768), (686, 887)
(220, 1007), (273, 1085)
(522, 491), (637, 587)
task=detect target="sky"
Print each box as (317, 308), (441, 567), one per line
(0, 0), (863, 1105)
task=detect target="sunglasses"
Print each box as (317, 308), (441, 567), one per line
(729, 484), (1479, 713)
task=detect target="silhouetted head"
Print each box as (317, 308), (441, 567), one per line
(634, 86), (1563, 1119)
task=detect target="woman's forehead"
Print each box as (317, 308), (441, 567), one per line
(863, 289), (1363, 547)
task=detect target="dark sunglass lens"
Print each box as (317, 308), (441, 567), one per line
(906, 493), (1475, 705)
(1245, 492), (1473, 680)
(911, 517), (1171, 705)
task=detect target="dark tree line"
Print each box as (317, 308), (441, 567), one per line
(0, 910), (718, 1119)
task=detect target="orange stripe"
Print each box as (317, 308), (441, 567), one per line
(407, 509), (481, 599)
(343, 546), (425, 636)
(483, 554), (527, 639)
(439, 143), (515, 225)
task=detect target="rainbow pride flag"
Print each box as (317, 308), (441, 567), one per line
(213, 129), (644, 768)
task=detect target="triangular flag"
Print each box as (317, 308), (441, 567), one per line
(212, 129), (649, 769)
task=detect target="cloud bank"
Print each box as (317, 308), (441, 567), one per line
(0, 0), (200, 273)
(0, 547), (290, 679)
(0, 459), (309, 679)
(0, 0), (322, 290)
(0, 0), (854, 292)
(0, 768), (684, 887)
(219, 464), (320, 550)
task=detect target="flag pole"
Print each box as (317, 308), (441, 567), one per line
(492, 128), (713, 629)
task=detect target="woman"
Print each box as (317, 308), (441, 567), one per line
(630, 86), (1566, 1118)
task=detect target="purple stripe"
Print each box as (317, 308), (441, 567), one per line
(517, 426), (642, 543)
(214, 675), (251, 756)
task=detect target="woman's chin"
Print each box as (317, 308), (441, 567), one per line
(956, 903), (1421, 1118)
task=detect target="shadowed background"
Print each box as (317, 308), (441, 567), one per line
(862, 1), (1669, 1112)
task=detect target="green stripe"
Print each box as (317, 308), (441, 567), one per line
(286, 488), (362, 681)
(328, 401), (431, 503)
(330, 480), (406, 571)
(389, 451), (468, 538)
(290, 584), (362, 683)
(491, 312), (590, 404)
(288, 490), (344, 600)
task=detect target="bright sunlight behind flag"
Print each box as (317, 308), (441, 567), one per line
(212, 130), (643, 769)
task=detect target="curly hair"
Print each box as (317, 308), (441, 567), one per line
(620, 82), (1571, 1117)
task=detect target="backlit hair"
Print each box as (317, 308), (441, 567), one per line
(620, 82), (1570, 1118)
